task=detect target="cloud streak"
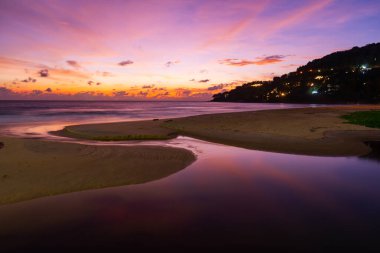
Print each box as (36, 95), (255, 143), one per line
(165, 60), (180, 68)
(66, 60), (81, 69)
(118, 60), (134, 66)
(219, 55), (287, 66)
(259, 0), (333, 39)
(0, 0), (379, 100)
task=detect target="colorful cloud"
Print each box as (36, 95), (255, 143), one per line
(219, 55), (287, 67)
(0, 0), (379, 100)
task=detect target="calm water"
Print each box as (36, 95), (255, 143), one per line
(0, 100), (305, 138)
(0, 100), (306, 124)
(0, 101), (379, 252)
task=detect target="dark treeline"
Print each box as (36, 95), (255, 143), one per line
(212, 43), (380, 103)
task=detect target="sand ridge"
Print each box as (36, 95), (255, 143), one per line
(54, 105), (380, 156)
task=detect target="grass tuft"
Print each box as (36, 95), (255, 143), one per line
(342, 111), (380, 128)
(62, 127), (177, 141)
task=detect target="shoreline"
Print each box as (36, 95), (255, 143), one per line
(52, 105), (380, 156)
(1, 105), (380, 205)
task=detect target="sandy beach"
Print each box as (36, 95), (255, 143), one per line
(54, 105), (380, 156)
(3, 105), (380, 205)
(0, 137), (195, 205)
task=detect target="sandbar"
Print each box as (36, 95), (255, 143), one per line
(53, 105), (380, 156)
(0, 137), (195, 205)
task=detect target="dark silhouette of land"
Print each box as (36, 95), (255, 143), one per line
(212, 43), (380, 103)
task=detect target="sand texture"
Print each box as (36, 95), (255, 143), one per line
(53, 120), (177, 141)
(0, 137), (195, 205)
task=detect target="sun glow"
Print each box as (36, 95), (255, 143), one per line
(0, 0), (379, 100)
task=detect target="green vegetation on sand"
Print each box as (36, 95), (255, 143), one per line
(342, 111), (380, 128)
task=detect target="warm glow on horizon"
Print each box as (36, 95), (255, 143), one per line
(0, 0), (379, 100)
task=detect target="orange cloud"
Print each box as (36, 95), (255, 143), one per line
(0, 57), (44, 69)
(0, 56), (91, 82)
(48, 68), (91, 80)
(219, 55), (286, 66)
(0, 83), (222, 101)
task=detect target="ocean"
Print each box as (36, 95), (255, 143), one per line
(0, 100), (305, 138)
(0, 100), (305, 124)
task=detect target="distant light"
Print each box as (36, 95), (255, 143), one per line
(312, 90), (318, 95)
(281, 92), (286, 97)
(361, 65), (368, 69)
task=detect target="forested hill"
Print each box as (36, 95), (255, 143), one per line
(212, 43), (380, 103)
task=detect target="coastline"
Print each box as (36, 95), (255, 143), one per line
(53, 105), (380, 156)
(2, 105), (380, 205)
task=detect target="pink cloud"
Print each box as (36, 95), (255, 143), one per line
(0, 0), (379, 101)
(200, 18), (252, 49)
(219, 55), (287, 66)
(259, 0), (333, 38)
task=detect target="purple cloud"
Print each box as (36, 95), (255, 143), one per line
(66, 60), (81, 68)
(38, 69), (49, 77)
(113, 91), (128, 96)
(31, 90), (43, 95)
(165, 60), (180, 67)
(20, 77), (36, 83)
(207, 83), (234, 91)
(118, 60), (134, 66)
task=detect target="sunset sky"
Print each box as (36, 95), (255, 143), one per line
(0, 0), (379, 100)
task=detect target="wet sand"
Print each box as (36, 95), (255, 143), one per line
(0, 137), (195, 205)
(54, 105), (380, 156)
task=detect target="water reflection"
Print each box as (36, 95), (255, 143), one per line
(1, 137), (380, 251)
